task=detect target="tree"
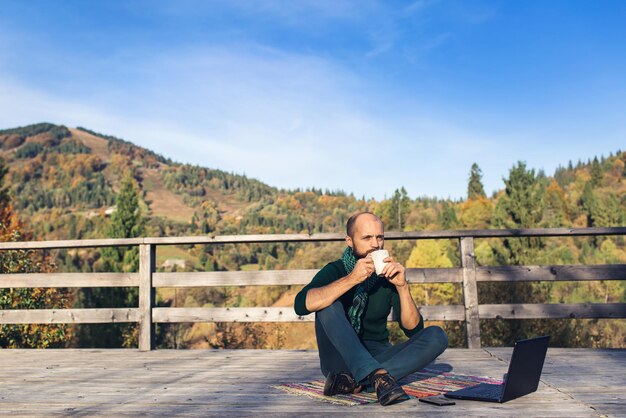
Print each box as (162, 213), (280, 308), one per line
(405, 240), (462, 346)
(590, 157), (602, 187)
(467, 163), (486, 200)
(75, 174), (145, 348)
(543, 179), (568, 228)
(459, 197), (493, 229)
(0, 158), (71, 348)
(0, 158), (9, 208)
(493, 161), (546, 264)
(484, 162), (552, 345)
(103, 175), (145, 272)
(389, 187), (411, 230)
(438, 201), (457, 230)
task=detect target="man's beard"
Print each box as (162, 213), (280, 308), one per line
(352, 246), (382, 259)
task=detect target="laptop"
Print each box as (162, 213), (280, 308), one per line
(444, 335), (550, 403)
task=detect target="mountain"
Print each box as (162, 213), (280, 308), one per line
(1, 122), (624, 349)
(0, 123), (367, 245)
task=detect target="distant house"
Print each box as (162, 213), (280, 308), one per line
(161, 259), (187, 270)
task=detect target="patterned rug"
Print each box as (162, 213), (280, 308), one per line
(272, 368), (502, 406)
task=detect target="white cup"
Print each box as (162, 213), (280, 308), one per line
(371, 249), (389, 276)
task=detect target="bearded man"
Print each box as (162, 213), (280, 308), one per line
(294, 212), (448, 406)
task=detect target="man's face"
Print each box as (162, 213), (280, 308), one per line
(346, 214), (385, 259)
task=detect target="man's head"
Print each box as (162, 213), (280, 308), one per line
(345, 212), (385, 258)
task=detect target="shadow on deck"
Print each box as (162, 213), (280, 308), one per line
(0, 348), (623, 417)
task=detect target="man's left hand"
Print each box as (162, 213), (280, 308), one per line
(380, 256), (408, 288)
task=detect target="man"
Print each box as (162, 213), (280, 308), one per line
(294, 212), (448, 406)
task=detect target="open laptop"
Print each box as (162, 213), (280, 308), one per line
(444, 335), (550, 403)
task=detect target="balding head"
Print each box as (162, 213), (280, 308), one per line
(346, 212), (384, 239)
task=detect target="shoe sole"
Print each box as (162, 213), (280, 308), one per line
(380, 391), (410, 406)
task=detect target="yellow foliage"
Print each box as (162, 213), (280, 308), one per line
(406, 240), (453, 268)
(459, 197), (493, 229)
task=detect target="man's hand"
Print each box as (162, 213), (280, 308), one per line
(348, 255), (376, 285)
(380, 255), (420, 329)
(380, 256), (407, 288)
(304, 254), (375, 312)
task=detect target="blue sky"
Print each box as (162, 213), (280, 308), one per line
(1, 0), (625, 200)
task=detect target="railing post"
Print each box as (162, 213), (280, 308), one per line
(139, 243), (155, 351)
(460, 237), (481, 348)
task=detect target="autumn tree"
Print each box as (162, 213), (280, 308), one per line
(0, 158), (71, 348)
(543, 179), (569, 228)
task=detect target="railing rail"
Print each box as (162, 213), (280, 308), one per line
(1, 227), (625, 350)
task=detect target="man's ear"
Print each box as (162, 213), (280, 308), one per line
(345, 235), (353, 249)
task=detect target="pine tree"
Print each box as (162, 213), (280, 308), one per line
(75, 174), (145, 348)
(467, 163), (486, 200)
(590, 157), (602, 186)
(484, 162), (551, 345)
(389, 187), (411, 230)
(494, 162), (545, 239)
(438, 201), (457, 230)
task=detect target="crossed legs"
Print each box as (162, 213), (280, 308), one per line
(315, 300), (448, 386)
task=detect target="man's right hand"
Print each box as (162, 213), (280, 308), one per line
(348, 255), (375, 284)
(304, 254), (375, 312)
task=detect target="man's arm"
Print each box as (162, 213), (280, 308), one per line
(395, 282), (420, 330)
(381, 257), (421, 330)
(305, 256), (375, 312)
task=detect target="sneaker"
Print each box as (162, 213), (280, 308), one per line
(323, 372), (358, 396)
(369, 372), (410, 406)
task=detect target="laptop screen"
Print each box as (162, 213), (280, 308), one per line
(501, 336), (550, 402)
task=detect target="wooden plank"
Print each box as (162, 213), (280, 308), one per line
(138, 244), (156, 351)
(0, 237), (143, 250)
(153, 270), (319, 287)
(420, 305), (466, 321)
(401, 226), (626, 239)
(477, 264), (626, 282)
(1, 226), (624, 250)
(144, 233), (343, 245)
(406, 267), (462, 283)
(0, 272), (139, 288)
(460, 237), (481, 349)
(0, 308), (139, 324)
(153, 267), (461, 287)
(152, 305), (466, 323)
(479, 303), (626, 319)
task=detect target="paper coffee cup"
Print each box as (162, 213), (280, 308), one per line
(371, 249), (389, 275)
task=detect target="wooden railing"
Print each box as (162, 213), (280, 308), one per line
(1, 227), (626, 350)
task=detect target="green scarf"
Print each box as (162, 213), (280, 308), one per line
(342, 246), (379, 335)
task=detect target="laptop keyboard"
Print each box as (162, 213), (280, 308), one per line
(467, 383), (503, 399)
(477, 384), (502, 398)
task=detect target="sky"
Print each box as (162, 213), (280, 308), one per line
(1, 0), (625, 201)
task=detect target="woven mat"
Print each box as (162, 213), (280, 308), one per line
(272, 368), (502, 406)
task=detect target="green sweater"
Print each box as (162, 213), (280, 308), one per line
(294, 259), (424, 342)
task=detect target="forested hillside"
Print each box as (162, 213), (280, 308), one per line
(1, 123), (624, 349)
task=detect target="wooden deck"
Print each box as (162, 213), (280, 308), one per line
(0, 348), (624, 417)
